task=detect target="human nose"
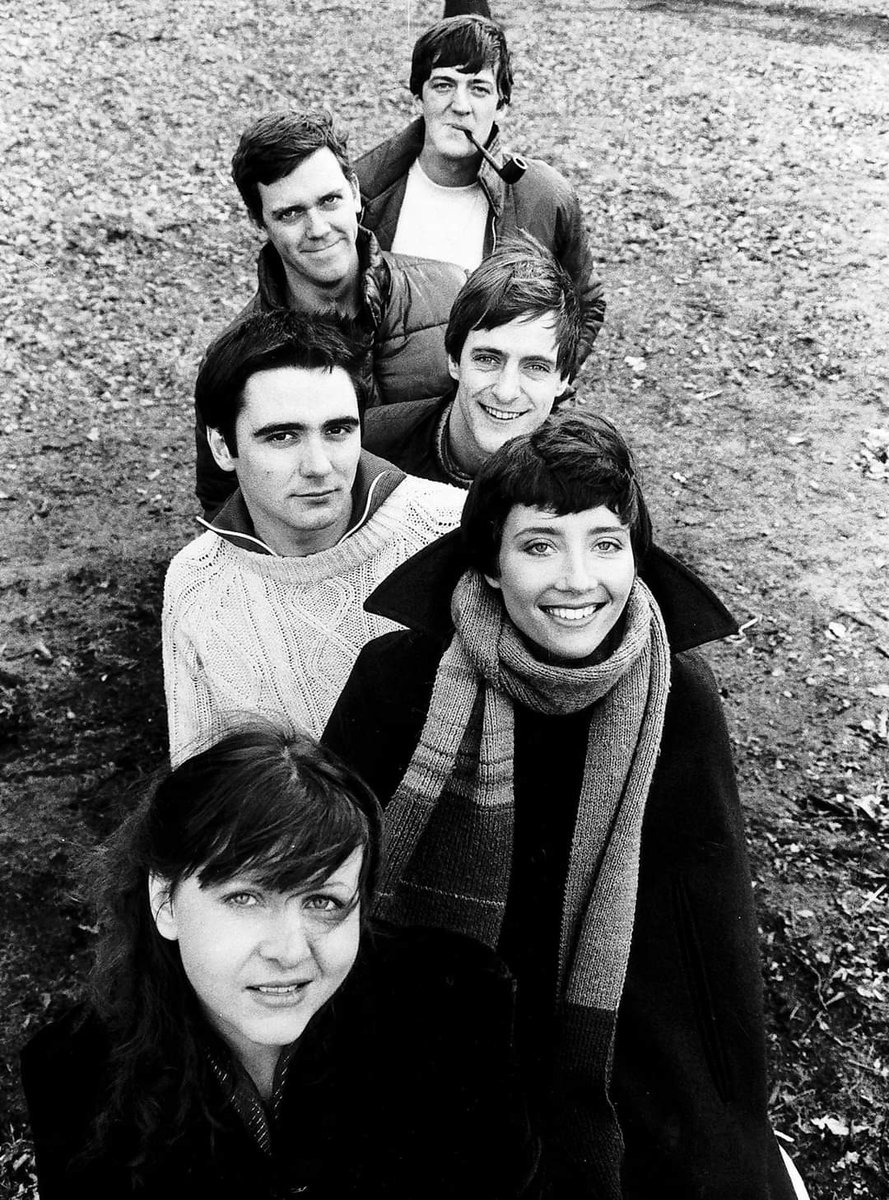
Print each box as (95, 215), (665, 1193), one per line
(259, 908), (312, 966)
(492, 360), (522, 404)
(559, 548), (596, 592)
(303, 206), (331, 239)
(299, 436), (333, 477)
(450, 83), (472, 113)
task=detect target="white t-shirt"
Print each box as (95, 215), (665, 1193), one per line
(391, 159), (487, 273)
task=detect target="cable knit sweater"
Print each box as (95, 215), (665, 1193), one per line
(162, 474), (464, 765)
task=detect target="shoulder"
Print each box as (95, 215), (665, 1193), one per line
(350, 626), (444, 684)
(505, 155), (580, 218)
(355, 122), (422, 197)
(668, 648), (724, 715)
(364, 396), (447, 462)
(378, 251), (466, 332)
(166, 530), (219, 573)
(21, 1004), (107, 1112)
(388, 473), (465, 522)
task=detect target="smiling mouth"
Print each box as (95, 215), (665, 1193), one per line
(251, 982), (309, 996)
(541, 603), (606, 622)
(479, 403), (527, 423)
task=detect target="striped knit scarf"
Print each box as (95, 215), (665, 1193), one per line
(377, 569), (671, 1196)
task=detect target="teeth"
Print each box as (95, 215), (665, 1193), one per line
(545, 605), (602, 621)
(255, 984), (304, 994)
(481, 405), (523, 422)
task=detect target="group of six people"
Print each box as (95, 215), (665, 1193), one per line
(21, 12), (804, 1200)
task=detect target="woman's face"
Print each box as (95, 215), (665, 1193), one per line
(486, 504), (635, 663)
(150, 848), (362, 1073)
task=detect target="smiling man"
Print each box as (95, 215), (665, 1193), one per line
(164, 311), (464, 765)
(194, 110), (466, 518)
(356, 15), (605, 371)
(363, 239), (577, 486)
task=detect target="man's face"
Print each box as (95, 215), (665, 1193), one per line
(209, 365), (362, 556)
(446, 313), (568, 476)
(417, 65), (499, 167)
(257, 149), (361, 295)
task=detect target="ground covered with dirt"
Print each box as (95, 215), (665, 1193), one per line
(1, 0), (887, 1195)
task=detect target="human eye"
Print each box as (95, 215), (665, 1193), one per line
(521, 539), (554, 557)
(430, 77), (454, 92)
(594, 536), (626, 554)
(265, 430), (298, 445)
(275, 207), (303, 225)
(524, 360), (553, 375)
(222, 889), (262, 908)
(325, 422), (356, 438)
(472, 352), (499, 369)
(471, 83), (493, 97)
(319, 192), (344, 209)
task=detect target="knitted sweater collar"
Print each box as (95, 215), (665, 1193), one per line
(198, 451), (406, 555)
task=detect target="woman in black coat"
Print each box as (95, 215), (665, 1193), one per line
(21, 720), (539, 1200)
(324, 409), (799, 1200)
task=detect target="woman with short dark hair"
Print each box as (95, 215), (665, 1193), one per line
(324, 409), (798, 1199)
(21, 720), (539, 1199)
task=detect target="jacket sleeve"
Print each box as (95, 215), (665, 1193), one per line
(613, 651), (796, 1200)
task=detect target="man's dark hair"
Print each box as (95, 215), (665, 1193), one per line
(195, 310), (370, 454)
(444, 235), (581, 380)
(461, 408), (653, 577)
(410, 15), (512, 108)
(231, 110), (354, 226)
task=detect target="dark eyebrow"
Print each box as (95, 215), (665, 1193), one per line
(252, 416), (359, 438)
(512, 523), (627, 538)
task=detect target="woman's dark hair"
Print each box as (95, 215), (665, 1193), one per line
(195, 310), (371, 454)
(231, 109), (354, 226)
(461, 408), (653, 576)
(88, 718), (381, 1177)
(444, 234), (581, 380)
(410, 15), (513, 108)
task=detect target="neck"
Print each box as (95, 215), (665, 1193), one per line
(283, 257), (361, 318)
(251, 506), (354, 557)
(240, 1042), (282, 1102)
(418, 146), (481, 188)
(444, 403), (484, 479)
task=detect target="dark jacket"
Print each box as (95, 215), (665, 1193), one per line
(356, 119), (605, 369)
(21, 924), (540, 1200)
(323, 535), (795, 1200)
(194, 228), (465, 517)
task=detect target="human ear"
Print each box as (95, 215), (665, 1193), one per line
(484, 573), (502, 591)
(149, 873), (179, 941)
(447, 355), (460, 383)
(208, 427), (237, 474)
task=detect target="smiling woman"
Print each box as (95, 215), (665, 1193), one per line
(20, 721), (540, 1200)
(324, 409), (799, 1199)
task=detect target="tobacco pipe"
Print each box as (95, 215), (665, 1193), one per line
(462, 128), (528, 185)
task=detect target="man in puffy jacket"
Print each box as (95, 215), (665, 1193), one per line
(195, 110), (465, 517)
(356, 15), (605, 372)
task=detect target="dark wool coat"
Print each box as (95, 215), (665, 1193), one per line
(21, 925), (541, 1200)
(355, 119), (606, 369)
(194, 228), (465, 517)
(322, 535), (796, 1200)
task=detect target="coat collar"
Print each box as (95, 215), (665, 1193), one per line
(198, 451), (405, 555)
(364, 529), (738, 654)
